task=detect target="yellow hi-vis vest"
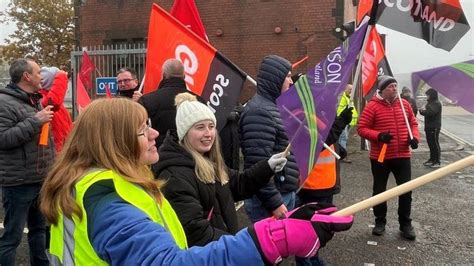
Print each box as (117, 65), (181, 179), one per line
(303, 145), (337, 190)
(49, 169), (187, 265)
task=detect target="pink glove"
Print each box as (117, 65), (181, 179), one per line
(248, 203), (353, 264)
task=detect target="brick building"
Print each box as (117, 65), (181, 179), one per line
(75, 0), (356, 100)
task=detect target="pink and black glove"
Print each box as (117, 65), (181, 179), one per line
(248, 203), (353, 264)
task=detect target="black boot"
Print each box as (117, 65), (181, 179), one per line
(400, 225), (416, 240)
(372, 223), (385, 236)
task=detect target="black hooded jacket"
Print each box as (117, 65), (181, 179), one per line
(153, 130), (274, 247)
(419, 88), (442, 130)
(239, 55), (300, 211)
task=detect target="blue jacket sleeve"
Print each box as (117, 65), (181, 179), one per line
(86, 190), (265, 266)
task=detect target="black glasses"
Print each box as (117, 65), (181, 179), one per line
(137, 119), (152, 137)
(117, 78), (134, 84)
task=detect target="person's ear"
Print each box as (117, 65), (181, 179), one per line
(23, 72), (30, 81)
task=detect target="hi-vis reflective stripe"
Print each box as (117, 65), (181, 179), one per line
(48, 215), (80, 266)
(315, 155), (335, 164)
(62, 216), (76, 265)
(303, 145), (337, 190)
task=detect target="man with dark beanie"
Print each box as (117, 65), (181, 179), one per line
(240, 55), (299, 222)
(358, 75), (420, 241)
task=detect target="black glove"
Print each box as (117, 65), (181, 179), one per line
(339, 106), (353, 126)
(410, 138), (418, 149)
(377, 132), (393, 143)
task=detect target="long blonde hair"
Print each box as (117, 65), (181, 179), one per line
(181, 134), (229, 185)
(40, 98), (163, 225)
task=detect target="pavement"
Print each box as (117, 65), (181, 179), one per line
(237, 119), (473, 265)
(2, 119), (473, 265)
(263, 120), (473, 265)
(313, 131), (473, 265)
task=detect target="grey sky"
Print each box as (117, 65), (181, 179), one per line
(0, 0), (472, 74)
(378, 0), (473, 74)
(0, 0), (15, 44)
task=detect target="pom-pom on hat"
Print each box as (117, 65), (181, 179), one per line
(175, 93), (216, 141)
(377, 75), (397, 92)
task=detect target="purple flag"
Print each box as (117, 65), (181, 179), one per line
(411, 60), (474, 113)
(277, 21), (368, 184)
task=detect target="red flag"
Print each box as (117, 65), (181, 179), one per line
(104, 83), (112, 98)
(76, 74), (91, 113)
(361, 27), (393, 99)
(145, 4), (247, 130)
(356, 0), (373, 25)
(79, 51), (95, 90)
(170, 0), (209, 42)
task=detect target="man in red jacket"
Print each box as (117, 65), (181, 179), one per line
(358, 75), (420, 241)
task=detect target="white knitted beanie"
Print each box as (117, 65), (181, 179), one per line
(175, 93), (216, 141)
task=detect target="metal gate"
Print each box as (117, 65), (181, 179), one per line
(70, 43), (147, 118)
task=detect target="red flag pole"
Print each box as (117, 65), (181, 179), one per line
(292, 55), (309, 69)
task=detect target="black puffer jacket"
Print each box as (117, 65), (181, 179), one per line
(154, 131), (274, 247)
(239, 55), (300, 211)
(0, 83), (54, 186)
(139, 77), (188, 147)
(419, 88), (442, 130)
(139, 77), (204, 148)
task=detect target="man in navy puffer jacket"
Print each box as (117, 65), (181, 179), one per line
(240, 55), (299, 222)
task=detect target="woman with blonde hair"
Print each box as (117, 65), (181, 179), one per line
(155, 92), (293, 247)
(40, 98), (353, 265)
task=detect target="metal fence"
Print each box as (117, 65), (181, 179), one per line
(70, 43), (147, 118)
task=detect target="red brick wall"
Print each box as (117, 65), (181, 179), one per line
(78, 0), (344, 101)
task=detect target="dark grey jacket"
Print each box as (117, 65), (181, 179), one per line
(239, 55), (300, 211)
(419, 88), (442, 130)
(0, 83), (54, 186)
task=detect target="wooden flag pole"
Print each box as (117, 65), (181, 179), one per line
(396, 91), (414, 140)
(138, 74), (146, 93)
(283, 143), (292, 157)
(332, 155), (474, 216)
(349, 19), (373, 104)
(246, 75), (257, 86)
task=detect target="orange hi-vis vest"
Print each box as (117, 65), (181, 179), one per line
(303, 145), (337, 190)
